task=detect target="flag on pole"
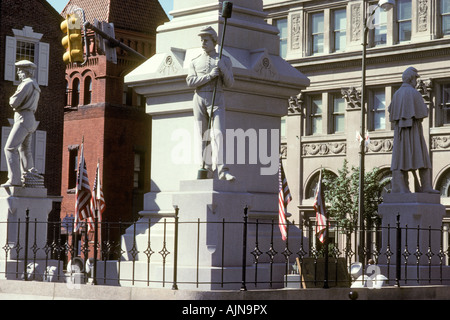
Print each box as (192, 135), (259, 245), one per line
(313, 169), (327, 243)
(89, 161), (106, 230)
(74, 141), (93, 232)
(278, 159), (292, 241)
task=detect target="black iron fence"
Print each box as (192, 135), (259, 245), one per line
(1, 207), (450, 290)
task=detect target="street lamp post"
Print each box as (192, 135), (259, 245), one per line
(358, 0), (394, 262)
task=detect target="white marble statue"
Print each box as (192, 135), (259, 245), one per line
(2, 60), (42, 188)
(186, 26), (235, 181)
(388, 66), (439, 194)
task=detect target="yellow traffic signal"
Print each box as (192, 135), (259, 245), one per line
(61, 14), (84, 63)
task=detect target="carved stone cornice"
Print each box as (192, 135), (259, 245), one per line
(418, 0), (428, 32)
(280, 143), (288, 159)
(302, 141), (346, 157)
(366, 138), (393, 154)
(288, 92), (304, 115)
(432, 135), (450, 150)
(417, 79), (433, 103)
(341, 87), (361, 109)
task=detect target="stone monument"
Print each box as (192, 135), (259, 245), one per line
(119, 0), (310, 289)
(0, 61), (54, 280)
(378, 66), (447, 284)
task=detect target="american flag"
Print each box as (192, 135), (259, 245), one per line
(313, 169), (327, 243)
(278, 159), (292, 241)
(74, 142), (93, 232)
(90, 161), (106, 226)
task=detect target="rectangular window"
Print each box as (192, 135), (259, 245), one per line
(311, 12), (324, 55)
(15, 41), (36, 82)
(274, 18), (288, 59)
(442, 0), (450, 35)
(397, 0), (412, 42)
(16, 41), (35, 62)
(333, 9), (347, 52)
(311, 96), (323, 135)
(373, 8), (388, 45)
(442, 84), (450, 125)
(134, 152), (145, 190)
(5, 27), (49, 86)
(373, 90), (386, 130)
(332, 96), (345, 133)
(68, 147), (79, 190)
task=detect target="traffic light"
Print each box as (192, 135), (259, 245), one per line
(61, 14), (84, 63)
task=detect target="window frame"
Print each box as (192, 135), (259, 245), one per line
(396, 0), (412, 43)
(332, 8), (347, 52)
(441, 0), (450, 36)
(273, 18), (288, 59)
(309, 95), (324, 136)
(310, 11), (325, 55)
(440, 83), (450, 126)
(4, 26), (49, 86)
(370, 88), (388, 131)
(331, 94), (345, 134)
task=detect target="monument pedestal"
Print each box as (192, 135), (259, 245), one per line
(118, 179), (291, 290)
(121, 0), (310, 290)
(0, 187), (57, 280)
(377, 193), (450, 284)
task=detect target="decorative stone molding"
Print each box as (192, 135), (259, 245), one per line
(418, 0), (428, 32)
(280, 143), (288, 159)
(291, 13), (301, 50)
(351, 4), (362, 42)
(417, 79), (433, 103)
(367, 138), (393, 154)
(341, 87), (361, 109)
(288, 92), (304, 115)
(432, 136), (450, 150)
(302, 142), (346, 156)
(158, 54), (181, 75)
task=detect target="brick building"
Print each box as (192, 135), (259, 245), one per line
(0, 1), (65, 200)
(59, 0), (168, 239)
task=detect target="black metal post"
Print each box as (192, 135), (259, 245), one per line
(24, 209), (30, 281)
(323, 211), (329, 289)
(172, 206), (179, 290)
(240, 205), (248, 291)
(396, 214), (401, 287)
(93, 212), (98, 285)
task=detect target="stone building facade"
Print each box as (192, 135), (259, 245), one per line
(263, 0), (450, 237)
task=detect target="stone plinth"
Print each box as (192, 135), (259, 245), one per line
(0, 187), (52, 261)
(119, 179), (295, 290)
(378, 193), (445, 267)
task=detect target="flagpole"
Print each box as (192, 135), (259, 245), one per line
(323, 208), (329, 289)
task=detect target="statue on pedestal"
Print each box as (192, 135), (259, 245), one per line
(186, 26), (235, 181)
(388, 66), (439, 194)
(2, 60), (44, 188)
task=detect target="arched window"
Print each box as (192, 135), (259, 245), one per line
(72, 78), (80, 107)
(305, 169), (337, 199)
(84, 76), (92, 105)
(436, 169), (450, 197)
(65, 80), (70, 107)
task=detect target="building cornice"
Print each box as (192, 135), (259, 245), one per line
(288, 39), (450, 73)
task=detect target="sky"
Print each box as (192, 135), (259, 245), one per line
(46, 0), (173, 18)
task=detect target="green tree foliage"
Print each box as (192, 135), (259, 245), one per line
(321, 160), (385, 232)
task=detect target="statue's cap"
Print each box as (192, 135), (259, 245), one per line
(198, 26), (218, 42)
(402, 66), (419, 82)
(15, 60), (37, 69)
